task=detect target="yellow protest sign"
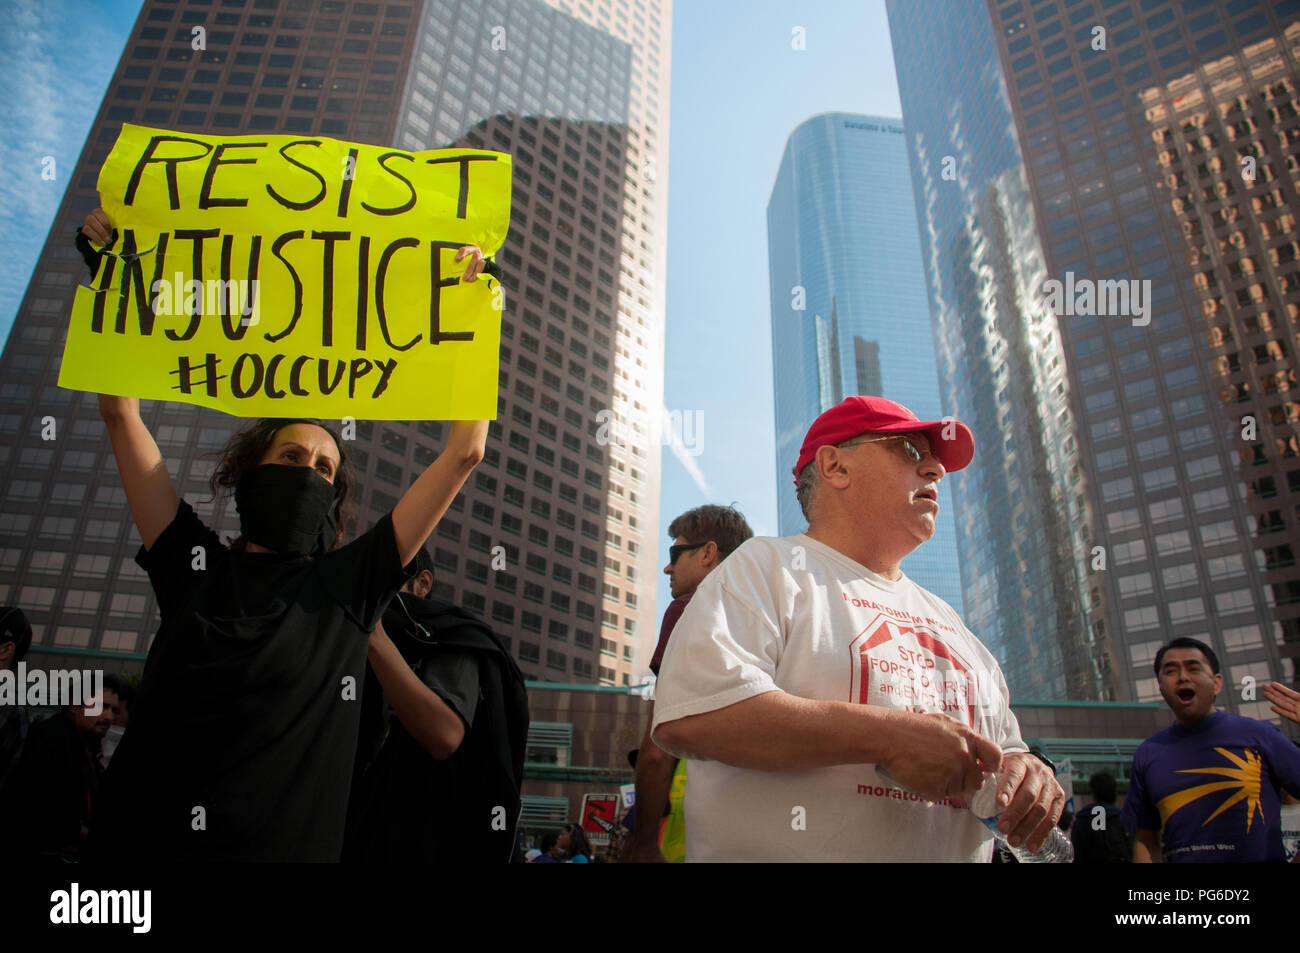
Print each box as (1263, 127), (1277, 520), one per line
(58, 124), (511, 419)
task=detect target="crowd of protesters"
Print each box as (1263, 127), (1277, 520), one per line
(0, 209), (516, 863)
(2, 209), (1299, 865)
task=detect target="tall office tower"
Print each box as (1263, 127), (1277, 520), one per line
(0, 0), (671, 688)
(768, 113), (964, 613)
(1135, 21), (1300, 697)
(887, 0), (1299, 714)
(384, 0), (671, 688)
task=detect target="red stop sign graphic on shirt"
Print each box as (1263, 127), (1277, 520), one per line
(848, 613), (978, 728)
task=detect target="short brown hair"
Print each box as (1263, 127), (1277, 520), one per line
(667, 505), (754, 560)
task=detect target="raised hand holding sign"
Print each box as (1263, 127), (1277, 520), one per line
(61, 124), (512, 420)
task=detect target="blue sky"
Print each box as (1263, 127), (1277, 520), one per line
(655, 1), (901, 614)
(0, 0), (146, 343)
(0, 0), (904, 624)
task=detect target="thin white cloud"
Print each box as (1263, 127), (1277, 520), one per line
(0, 0), (129, 339)
(663, 402), (714, 500)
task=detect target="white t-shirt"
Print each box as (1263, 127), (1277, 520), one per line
(651, 534), (1027, 863)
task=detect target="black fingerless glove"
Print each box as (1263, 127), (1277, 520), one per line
(74, 228), (116, 281)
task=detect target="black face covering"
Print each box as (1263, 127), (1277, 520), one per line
(234, 464), (338, 556)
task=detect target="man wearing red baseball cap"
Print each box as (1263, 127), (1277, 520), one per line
(650, 396), (1063, 862)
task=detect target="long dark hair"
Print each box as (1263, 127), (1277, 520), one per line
(209, 418), (356, 551)
(563, 823), (592, 860)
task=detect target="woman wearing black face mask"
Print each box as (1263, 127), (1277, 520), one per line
(89, 394), (487, 861)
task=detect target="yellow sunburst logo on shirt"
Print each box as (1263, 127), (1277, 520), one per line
(1155, 747), (1263, 831)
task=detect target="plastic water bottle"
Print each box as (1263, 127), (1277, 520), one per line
(969, 773), (1074, 864)
(875, 766), (1073, 863)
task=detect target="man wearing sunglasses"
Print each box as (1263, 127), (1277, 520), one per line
(651, 396), (1062, 862)
(620, 505), (753, 863)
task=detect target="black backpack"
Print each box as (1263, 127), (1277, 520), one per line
(1071, 803), (1133, 863)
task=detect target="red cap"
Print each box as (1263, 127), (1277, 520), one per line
(792, 396), (975, 484)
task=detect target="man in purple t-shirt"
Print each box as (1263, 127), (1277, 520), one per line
(618, 505), (752, 863)
(1123, 637), (1300, 863)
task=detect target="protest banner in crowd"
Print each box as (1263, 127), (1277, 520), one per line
(59, 124), (511, 419)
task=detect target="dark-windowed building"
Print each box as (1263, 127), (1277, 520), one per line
(887, 0), (1299, 726)
(0, 0), (673, 688)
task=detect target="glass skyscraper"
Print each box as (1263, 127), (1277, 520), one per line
(887, 0), (1299, 719)
(768, 113), (964, 615)
(0, 0), (673, 689)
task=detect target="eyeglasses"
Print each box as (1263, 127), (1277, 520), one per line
(838, 435), (934, 465)
(668, 541), (708, 564)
